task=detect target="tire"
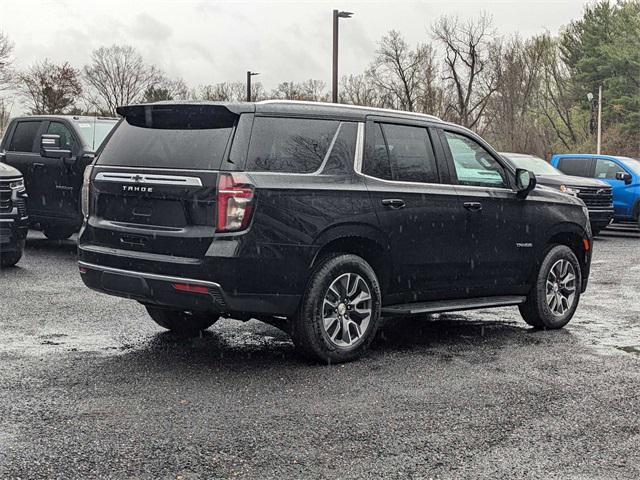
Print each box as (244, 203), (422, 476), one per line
(43, 226), (75, 241)
(519, 245), (582, 329)
(145, 306), (218, 335)
(591, 227), (601, 236)
(291, 253), (382, 364)
(0, 238), (25, 268)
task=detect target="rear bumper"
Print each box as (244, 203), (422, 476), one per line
(588, 208), (614, 229)
(78, 261), (301, 316)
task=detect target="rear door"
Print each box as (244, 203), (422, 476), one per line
(87, 104), (241, 260)
(360, 118), (467, 303)
(438, 128), (534, 294)
(554, 157), (595, 178)
(3, 120), (46, 216)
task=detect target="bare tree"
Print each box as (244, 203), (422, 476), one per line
(17, 60), (82, 114)
(367, 31), (439, 113)
(340, 73), (384, 107)
(142, 77), (189, 103)
(0, 31), (13, 92)
(83, 45), (162, 115)
(271, 80), (328, 101)
(432, 13), (499, 130)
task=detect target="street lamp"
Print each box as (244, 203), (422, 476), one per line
(246, 71), (260, 102)
(332, 9), (353, 103)
(587, 87), (603, 154)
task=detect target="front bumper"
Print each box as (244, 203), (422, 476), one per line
(78, 261), (301, 316)
(0, 217), (28, 252)
(588, 208), (614, 229)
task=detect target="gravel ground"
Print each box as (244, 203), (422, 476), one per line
(0, 225), (639, 479)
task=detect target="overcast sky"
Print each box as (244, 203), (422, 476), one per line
(3, 0), (590, 94)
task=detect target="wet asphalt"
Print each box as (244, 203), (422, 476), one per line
(0, 225), (639, 479)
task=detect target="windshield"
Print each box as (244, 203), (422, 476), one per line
(503, 154), (561, 175)
(75, 119), (118, 150)
(621, 157), (640, 176)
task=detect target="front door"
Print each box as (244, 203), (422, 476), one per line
(438, 128), (534, 295)
(360, 120), (467, 304)
(593, 157), (633, 218)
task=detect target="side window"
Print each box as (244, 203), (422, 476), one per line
(322, 122), (357, 175)
(557, 158), (592, 177)
(594, 159), (625, 180)
(8, 121), (41, 152)
(444, 131), (507, 188)
(363, 123), (392, 180)
(382, 123), (438, 183)
(47, 122), (76, 151)
(246, 117), (340, 173)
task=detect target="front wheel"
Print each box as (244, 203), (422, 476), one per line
(291, 253), (382, 363)
(519, 245), (582, 329)
(43, 226), (75, 241)
(145, 306), (219, 336)
(0, 238), (25, 268)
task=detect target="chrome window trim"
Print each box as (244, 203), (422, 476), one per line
(94, 172), (203, 186)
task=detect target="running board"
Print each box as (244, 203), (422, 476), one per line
(381, 296), (527, 316)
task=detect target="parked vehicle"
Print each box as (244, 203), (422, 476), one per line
(501, 153), (614, 235)
(0, 162), (28, 267)
(0, 115), (118, 240)
(551, 154), (640, 228)
(78, 101), (592, 363)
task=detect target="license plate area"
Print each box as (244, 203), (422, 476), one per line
(97, 195), (187, 227)
(101, 272), (150, 296)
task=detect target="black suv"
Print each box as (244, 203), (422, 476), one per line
(501, 153), (614, 235)
(78, 101), (592, 363)
(0, 115), (118, 240)
(0, 162), (28, 267)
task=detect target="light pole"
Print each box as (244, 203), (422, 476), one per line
(332, 10), (353, 104)
(587, 86), (603, 154)
(246, 71), (260, 102)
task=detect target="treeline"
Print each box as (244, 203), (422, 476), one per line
(0, 0), (638, 158)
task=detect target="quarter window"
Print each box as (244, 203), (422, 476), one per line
(594, 159), (625, 180)
(8, 121), (41, 152)
(246, 117), (340, 173)
(444, 131), (507, 188)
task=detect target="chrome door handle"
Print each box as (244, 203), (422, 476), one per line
(381, 198), (406, 209)
(463, 201), (483, 212)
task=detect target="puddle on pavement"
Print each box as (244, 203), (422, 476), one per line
(616, 345), (640, 356)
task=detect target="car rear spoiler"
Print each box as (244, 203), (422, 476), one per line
(116, 102), (255, 129)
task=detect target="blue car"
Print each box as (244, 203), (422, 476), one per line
(551, 154), (640, 227)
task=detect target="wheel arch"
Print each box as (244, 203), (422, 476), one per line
(310, 225), (392, 294)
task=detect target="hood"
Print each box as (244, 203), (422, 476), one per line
(535, 174), (610, 189)
(0, 162), (22, 180)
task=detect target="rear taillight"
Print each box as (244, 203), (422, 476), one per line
(216, 173), (255, 232)
(81, 165), (93, 218)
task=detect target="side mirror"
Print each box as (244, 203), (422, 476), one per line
(515, 168), (537, 198)
(615, 171), (632, 185)
(40, 134), (72, 160)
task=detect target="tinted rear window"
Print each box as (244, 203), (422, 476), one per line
(97, 106), (236, 169)
(557, 157), (592, 177)
(8, 121), (41, 152)
(246, 117), (340, 173)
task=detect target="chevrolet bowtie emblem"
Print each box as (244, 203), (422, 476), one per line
(132, 174), (144, 183)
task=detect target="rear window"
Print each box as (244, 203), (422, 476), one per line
(75, 120), (118, 150)
(246, 117), (340, 173)
(557, 157), (592, 177)
(8, 121), (41, 152)
(97, 105), (236, 169)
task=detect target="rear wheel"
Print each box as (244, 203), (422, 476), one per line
(291, 253), (382, 363)
(145, 306), (219, 335)
(519, 245), (582, 329)
(43, 226), (75, 241)
(0, 238), (25, 268)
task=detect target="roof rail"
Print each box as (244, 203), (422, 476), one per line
(257, 99), (442, 122)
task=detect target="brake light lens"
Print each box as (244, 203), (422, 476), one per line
(81, 165), (93, 218)
(216, 173), (255, 232)
(172, 283), (210, 294)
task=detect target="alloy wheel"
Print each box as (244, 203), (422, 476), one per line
(545, 259), (577, 316)
(322, 273), (372, 347)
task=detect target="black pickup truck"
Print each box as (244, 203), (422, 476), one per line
(0, 115), (117, 240)
(0, 162), (28, 267)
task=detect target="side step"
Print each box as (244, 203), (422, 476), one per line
(381, 296), (527, 316)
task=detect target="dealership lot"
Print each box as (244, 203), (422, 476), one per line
(0, 225), (639, 479)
